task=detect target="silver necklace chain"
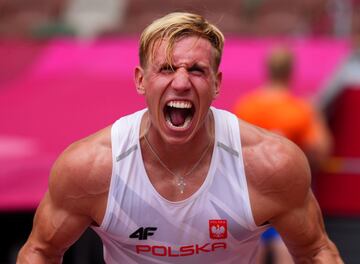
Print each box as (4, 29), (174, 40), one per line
(144, 135), (212, 194)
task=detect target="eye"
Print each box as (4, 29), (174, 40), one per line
(160, 64), (175, 73)
(188, 65), (205, 75)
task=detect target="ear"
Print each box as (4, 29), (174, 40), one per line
(213, 71), (222, 98)
(135, 66), (145, 95)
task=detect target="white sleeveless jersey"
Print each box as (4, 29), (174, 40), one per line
(92, 107), (267, 264)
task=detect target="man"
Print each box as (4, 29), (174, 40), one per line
(17, 12), (342, 263)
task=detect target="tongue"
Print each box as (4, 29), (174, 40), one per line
(170, 108), (188, 126)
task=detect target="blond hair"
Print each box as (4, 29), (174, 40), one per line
(139, 12), (224, 71)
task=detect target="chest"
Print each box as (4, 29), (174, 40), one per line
(105, 149), (257, 234)
(144, 161), (211, 201)
(94, 149), (265, 262)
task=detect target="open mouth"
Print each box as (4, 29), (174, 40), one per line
(164, 100), (195, 129)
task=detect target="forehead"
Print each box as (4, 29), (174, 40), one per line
(152, 36), (214, 66)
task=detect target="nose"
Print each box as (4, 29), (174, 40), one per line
(171, 68), (191, 92)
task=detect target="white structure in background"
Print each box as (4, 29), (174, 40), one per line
(328, 0), (352, 37)
(63, 0), (128, 38)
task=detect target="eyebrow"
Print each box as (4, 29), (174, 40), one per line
(159, 62), (173, 68)
(159, 62), (209, 71)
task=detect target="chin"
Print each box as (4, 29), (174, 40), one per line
(159, 131), (195, 145)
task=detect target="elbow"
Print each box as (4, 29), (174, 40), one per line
(292, 239), (344, 264)
(311, 240), (344, 264)
(17, 241), (63, 264)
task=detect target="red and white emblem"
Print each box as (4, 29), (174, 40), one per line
(209, 219), (227, 239)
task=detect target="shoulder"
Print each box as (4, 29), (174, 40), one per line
(48, 126), (113, 215)
(239, 120), (311, 223)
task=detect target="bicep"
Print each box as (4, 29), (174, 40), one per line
(270, 190), (329, 259)
(20, 191), (92, 262)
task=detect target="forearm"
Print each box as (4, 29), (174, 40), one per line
(293, 241), (343, 264)
(312, 241), (343, 264)
(17, 241), (63, 264)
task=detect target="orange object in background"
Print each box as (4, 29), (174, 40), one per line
(234, 86), (332, 169)
(234, 88), (318, 148)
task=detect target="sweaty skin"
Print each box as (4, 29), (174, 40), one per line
(17, 36), (343, 263)
(240, 121), (342, 262)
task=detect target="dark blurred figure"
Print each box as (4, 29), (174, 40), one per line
(233, 46), (333, 264)
(314, 11), (360, 264)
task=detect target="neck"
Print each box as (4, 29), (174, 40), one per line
(267, 80), (289, 90)
(141, 111), (214, 174)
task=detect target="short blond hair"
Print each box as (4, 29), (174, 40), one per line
(139, 12), (224, 71)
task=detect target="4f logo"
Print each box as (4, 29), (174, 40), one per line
(129, 227), (157, 240)
(209, 220), (227, 239)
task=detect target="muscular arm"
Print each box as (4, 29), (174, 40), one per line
(242, 122), (343, 263)
(267, 148), (342, 263)
(17, 191), (92, 263)
(17, 128), (111, 263)
(271, 190), (342, 263)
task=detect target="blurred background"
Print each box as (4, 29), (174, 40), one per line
(0, 0), (359, 263)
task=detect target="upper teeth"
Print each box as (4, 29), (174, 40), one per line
(167, 101), (192, 109)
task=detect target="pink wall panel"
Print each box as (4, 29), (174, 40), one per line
(0, 38), (350, 210)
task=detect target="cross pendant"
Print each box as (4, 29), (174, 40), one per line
(177, 176), (186, 194)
